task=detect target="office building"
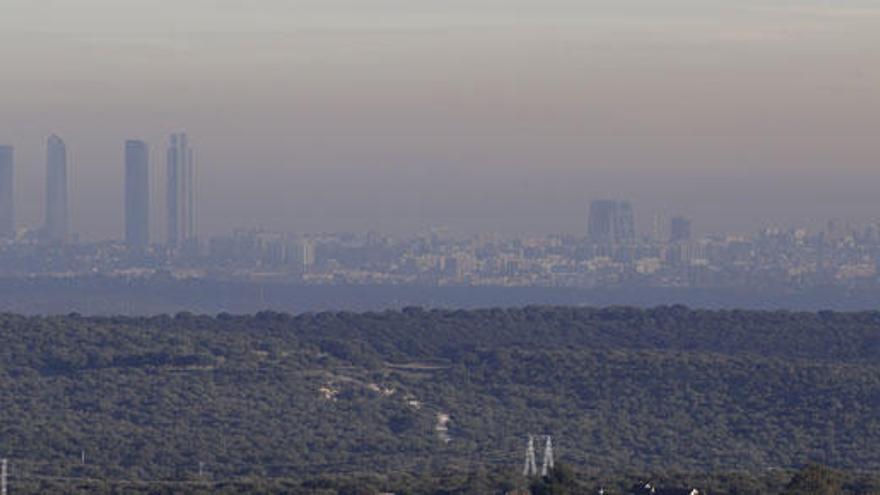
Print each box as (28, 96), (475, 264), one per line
(166, 133), (195, 248)
(588, 200), (636, 244)
(299, 239), (316, 269)
(670, 216), (692, 243)
(44, 135), (69, 242)
(0, 146), (13, 238)
(125, 140), (150, 248)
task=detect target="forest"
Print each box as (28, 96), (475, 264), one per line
(3, 306), (880, 493)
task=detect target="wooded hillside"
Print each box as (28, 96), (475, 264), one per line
(2, 307), (880, 492)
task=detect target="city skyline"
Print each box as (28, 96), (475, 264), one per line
(0, 1), (877, 239)
(6, 207), (880, 297)
(2, 3), (879, 492)
(5, 134), (201, 246)
(7, 134), (880, 243)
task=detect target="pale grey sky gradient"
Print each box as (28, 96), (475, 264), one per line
(1, 0), (878, 239)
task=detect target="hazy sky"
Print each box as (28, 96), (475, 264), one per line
(1, 0), (879, 240)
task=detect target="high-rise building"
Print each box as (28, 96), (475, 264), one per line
(299, 239), (316, 269)
(0, 146), (13, 238)
(125, 140), (150, 248)
(587, 200), (636, 244)
(166, 133), (195, 248)
(44, 135), (69, 242)
(670, 216), (692, 242)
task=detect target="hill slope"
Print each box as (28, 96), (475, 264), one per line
(2, 306), (880, 481)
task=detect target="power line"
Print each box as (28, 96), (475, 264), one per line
(0, 439), (540, 487)
(524, 434), (556, 478)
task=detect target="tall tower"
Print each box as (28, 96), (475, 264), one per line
(670, 216), (692, 242)
(125, 140), (150, 248)
(588, 200), (636, 244)
(45, 134), (69, 242)
(0, 146), (13, 238)
(614, 201), (636, 242)
(166, 133), (194, 248)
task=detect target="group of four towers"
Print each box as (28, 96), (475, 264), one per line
(0, 133), (196, 249)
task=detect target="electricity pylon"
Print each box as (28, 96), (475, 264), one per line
(541, 435), (555, 476)
(523, 435), (538, 476)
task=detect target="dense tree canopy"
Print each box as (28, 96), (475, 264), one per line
(2, 306), (880, 493)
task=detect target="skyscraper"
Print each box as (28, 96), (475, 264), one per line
(44, 135), (69, 242)
(670, 216), (692, 242)
(125, 140), (150, 248)
(587, 200), (636, 244)
(166, 133), (195, 248)
(0, 146), (13, 238)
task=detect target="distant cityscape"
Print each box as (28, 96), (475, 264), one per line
(1, 136), (880, 290)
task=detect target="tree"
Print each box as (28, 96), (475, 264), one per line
(530, 463), (579, 495)
(782, 465), (842, 495)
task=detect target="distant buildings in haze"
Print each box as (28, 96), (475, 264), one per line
(588, 200), (636, 244)
(0, 146), (13, 238)
(166, 133), (195, 250)
(670, 216), (692, 242)
(123, 133), (198, 250)
(0, 132), (698, 259)
(125, 140), (150, 248)
(44, 134), (69, 243)
(587, 201), (693, 245)
(0, 133), (201, 249)
(1, 145), (879, 294)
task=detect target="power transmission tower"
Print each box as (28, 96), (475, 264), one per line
(523, 435), (538, 477)
(541, 435), (555, 476)
(2, 458), (7, 495)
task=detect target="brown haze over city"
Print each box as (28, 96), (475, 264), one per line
(1, 0), (878, 240)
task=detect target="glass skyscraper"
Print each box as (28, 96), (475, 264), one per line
(45, 134), (69, 242)
(125, 140), (150, 248)
(588, 199), (636, 244)
(166, 133), (195, 249)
